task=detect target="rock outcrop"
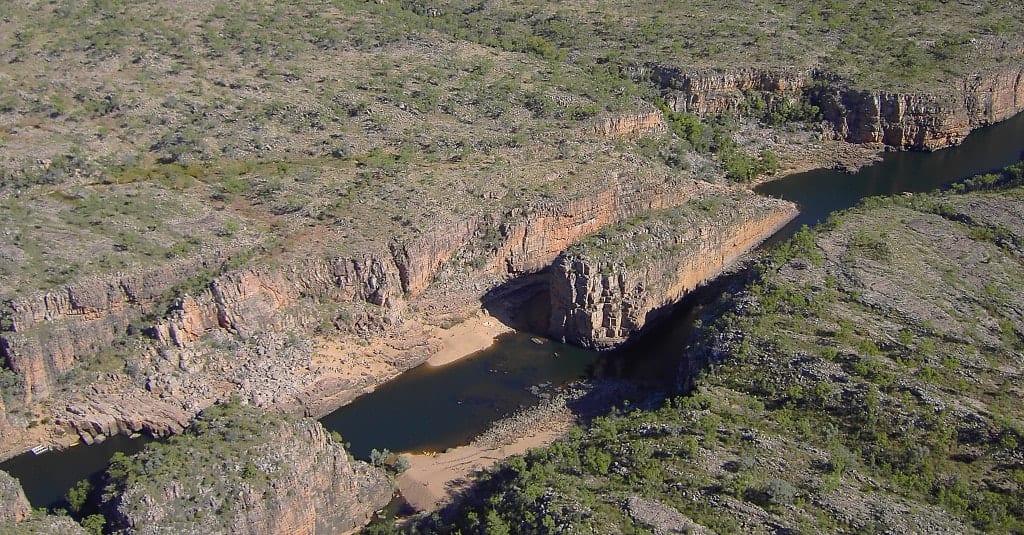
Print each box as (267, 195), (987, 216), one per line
(650, 62), (1024, 151)
(106, 402), (392, 535)
(0, 396), (8, 441)
(549, 192), (797, 349)
(0, 254), (235, 402)
(63, 384), (193, 444)
(650, 66), (808, 116)
(0, 470), (31, 522)
(490, 178), (707, 276)
(579, 111), (667, 138)
(0, 515), (88, 534)
(152, 253), (403, 348)
(390, 217), (481, 297)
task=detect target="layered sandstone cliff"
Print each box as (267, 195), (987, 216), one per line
(650, 62), (1024, 150)
(577, 111), (667, 138)
(549, 192), (798, 349)
(0, 396), (8, 442)
(0, 255), (224, 403)
(105, 402), (391, 535)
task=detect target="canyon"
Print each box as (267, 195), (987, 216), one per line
(0, 162), (775, 459)
(2, 52), (1023, 463)
(549, 193), (797, 349)
(0, 2), (1022, 533)
(102, 402), (392, 535)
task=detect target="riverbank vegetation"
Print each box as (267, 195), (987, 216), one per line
(391, 164), (1024, 533)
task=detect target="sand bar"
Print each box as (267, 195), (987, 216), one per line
(425, 312), (514, 367)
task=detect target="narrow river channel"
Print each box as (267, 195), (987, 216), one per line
(5, 110), (1024, 510)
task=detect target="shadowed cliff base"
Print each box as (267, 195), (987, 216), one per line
(479, 272), (552, 336)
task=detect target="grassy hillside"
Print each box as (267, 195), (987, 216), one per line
(354, 0), (1024, 91)
(404, 165), (1024, 534)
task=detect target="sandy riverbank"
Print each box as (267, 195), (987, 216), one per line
(425, 311), (514, 367)
(395, 395), (575, 512)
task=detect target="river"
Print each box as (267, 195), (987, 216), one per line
(4, 110), (1024, 510)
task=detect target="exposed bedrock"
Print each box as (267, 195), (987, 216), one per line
(105, 405), (392, 535)
(649, 61), (1024, 150)
(490, 178), (708, 276)
(549, 192), (798, 349)
(0, 168), (730, 453)
(152, 253), (404, 348)
(0, 251), (403, 404)
(391, 217), (481, 298)
(577, 111), (667, 138)
(0, 396), (8, 442)
(0, 470), (31, 523)
(0, 255), (230, 403)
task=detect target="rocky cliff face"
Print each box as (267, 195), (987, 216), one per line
(391, 217), (481, 298)
(0, 470), (31, 522)
(549, 193), (797, 349)
(578, 112), (667, 138)
(106, 402), (391, 535)
(491, 178), (706, 276)
(650, 66), (808, 116)
(0, 254), (233, 403)
(0, 396), (8, 442)
(152, 253), (403, 348)
(650, 62), (1024, 150)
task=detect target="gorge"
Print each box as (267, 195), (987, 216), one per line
(1, 2), (1023, 530)
(5, 108), (1023, 522)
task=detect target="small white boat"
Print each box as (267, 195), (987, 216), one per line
(30, 445), (50, 455)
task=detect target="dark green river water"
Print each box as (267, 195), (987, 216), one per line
(4, 110), (1024, 509)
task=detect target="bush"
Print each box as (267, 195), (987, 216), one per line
(764, 478), (798, 505)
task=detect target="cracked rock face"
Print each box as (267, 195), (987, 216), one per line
(549, 192), (797, 349)
(653, 63), (1024, 151)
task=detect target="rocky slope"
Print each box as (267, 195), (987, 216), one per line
(651, 60), (1024, 150)
(102, 400), (392, 535)
(549, 192), (797, 348)
(578, 111), (667, 139)
(0, 470), (31, 522)
(0, 516), (87, 535)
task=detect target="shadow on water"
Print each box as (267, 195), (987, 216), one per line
(319, 328), (599, 460)
(478, 272), (551, 334)
(0, 434), (151, 509)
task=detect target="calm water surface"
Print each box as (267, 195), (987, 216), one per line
(0, 434), (150, 509)
(320, 332), (598, 459)
(5, 111), (1024, 509)
(758, 111), (1024, 244)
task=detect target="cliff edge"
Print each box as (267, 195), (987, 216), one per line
(549, 191), (797, 349)
(101, 401), (392, 535)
